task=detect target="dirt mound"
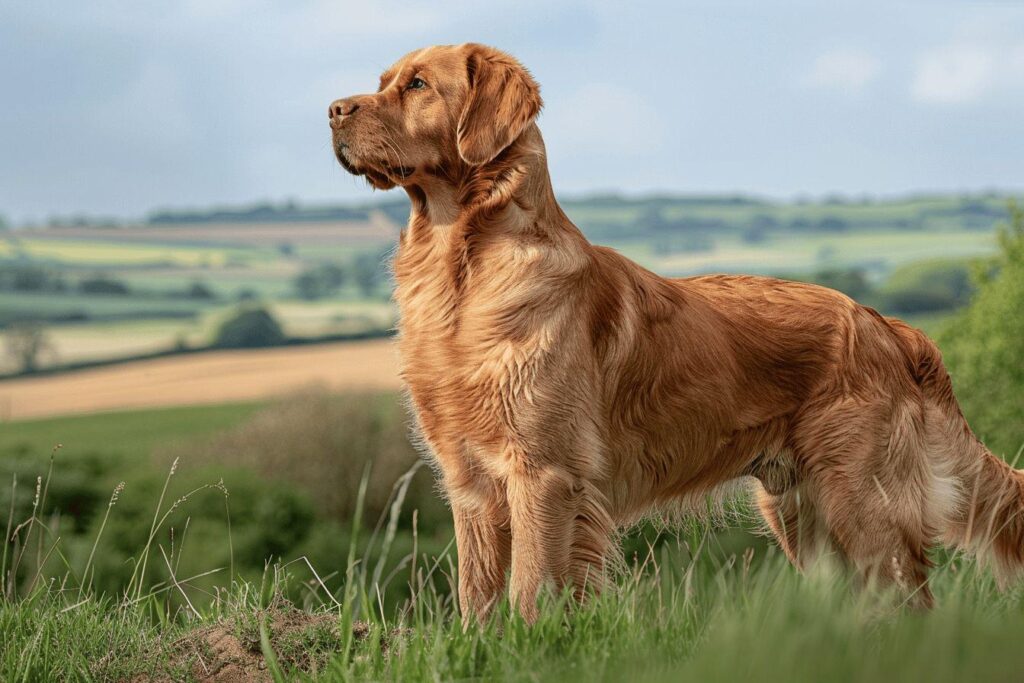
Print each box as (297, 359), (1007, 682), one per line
(133, 607), (374, 682)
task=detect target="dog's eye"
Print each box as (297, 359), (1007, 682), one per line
(407, 77), (427, 91)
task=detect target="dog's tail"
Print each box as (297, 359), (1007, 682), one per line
(890, 318), (1024, 583)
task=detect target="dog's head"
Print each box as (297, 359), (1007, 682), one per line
(329, 43), (543, 190)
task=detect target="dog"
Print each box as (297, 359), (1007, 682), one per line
(329, 43), (1024, 623)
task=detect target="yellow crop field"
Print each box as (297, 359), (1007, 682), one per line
(0, 338), (402, 420)
(0, 237), (234, 266)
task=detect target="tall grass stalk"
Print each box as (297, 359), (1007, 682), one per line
(2, 474), (15, 600)
(131, 457), (178, 602)
(79, 481), (124, 600)
(339, 463), (371, 667)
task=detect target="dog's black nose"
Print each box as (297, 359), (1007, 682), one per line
(328, 98), (360, 120)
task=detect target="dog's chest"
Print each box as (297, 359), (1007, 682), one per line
(393, 241), (566, 447)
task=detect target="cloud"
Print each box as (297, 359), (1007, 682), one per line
(805, 49), (881, 92)
(911, 45), (997, 104)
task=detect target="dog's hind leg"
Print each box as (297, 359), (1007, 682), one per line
(757, 484), (831, 570)
(792, 397), (937, 608)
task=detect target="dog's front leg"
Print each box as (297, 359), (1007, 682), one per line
(505, 464), (578, 623)
(452, 499), (511, 627)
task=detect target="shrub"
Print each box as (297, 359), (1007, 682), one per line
(293, 263), (347, 300)
(213, 306), (286, 349)
(85, 466), (316, 596)
(940, 203), (1024, 456)
(186, 281), (216, 299)
(352, 251), (389, 298)
(0, 451), (110, 534)
(162, 392), (446, 532)
(0, 264), (66, 292)
(817, 216), (848, 232)
(879, 288), (958, 314)
(881, 258), (974, 312)
(79, 274), (130, 295)
(3, 322), (53, 373)
(809, 268), (872, 301)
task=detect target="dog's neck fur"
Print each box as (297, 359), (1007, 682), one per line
(392, 124), (592, 338)
(400, 124), (585, 248)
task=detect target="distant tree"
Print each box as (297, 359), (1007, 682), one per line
(0, 214), (8, 230)
(319, 263), (347, 290)
(4, 322), (53, 373)
(940, 202), (1024, 456)
(882, 259), (975, 312)
(186, 281), (216, 300)
(741, 226), (767, 244)
(293, 262), (348, 300)
(817, 216), (849, 232)
(635, 207), (668, 232)
(4, 265), (48, 291)
(352, 252), (387, 298)
(750, 214), (778, 231)
(811, 268), (872, 301)
(0, 264), (68, 293)
(294, 271), (325, 300)
(79, 274), (129, 296)
(880, 288), (955, 314)
(213, 306), (286, 349)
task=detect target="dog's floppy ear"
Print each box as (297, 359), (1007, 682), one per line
(457, 45), (543, 166)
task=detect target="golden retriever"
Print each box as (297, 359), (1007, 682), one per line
(329, 43), (1024, 622)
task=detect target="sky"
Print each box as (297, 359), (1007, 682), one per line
(2, 1), (1024, 223)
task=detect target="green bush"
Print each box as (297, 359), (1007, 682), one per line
(880, 287), (959, 314)
(878, 258), (975, 314)
(940, 203), (1024, 456)
(809, 268), (872, 301)
(78, 273), (130, 295)
(162, 392), (446, 533)
(213, 306), (286, 348)
(0, 451), (111, 533)
(293, 263), (347, 300)
(85, 466), (316, 596)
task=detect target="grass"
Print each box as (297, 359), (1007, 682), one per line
(1, 394), (1022, 682)
(0, 402), (263, 461)
(3, 460), (1024, 681)
(2, 413), (1024, 679)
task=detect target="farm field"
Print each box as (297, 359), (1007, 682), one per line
(0, 338), (401, 420)
(2, 193), (1014, 380)
(642, 228), (995, 277)
(0, 297), (396, 374)
(0, 307), (954, 421)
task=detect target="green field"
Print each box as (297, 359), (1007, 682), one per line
(1, 193), (1013, 376)
(618, 228), (995, 277)
(0, 402), (263, 461)
(3, 444), (1024, 681)
(0, 237), (265, 267)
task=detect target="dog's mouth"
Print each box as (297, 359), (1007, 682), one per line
(335, 142), (414, 184)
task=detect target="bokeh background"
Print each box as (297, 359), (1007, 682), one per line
(1, 1), (1022, 608)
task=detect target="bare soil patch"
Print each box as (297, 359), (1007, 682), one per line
(119, 606), (376, 682)
(0, 339), (402, 420)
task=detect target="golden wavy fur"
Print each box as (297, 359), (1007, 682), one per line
(329, 43), (1024, 622)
